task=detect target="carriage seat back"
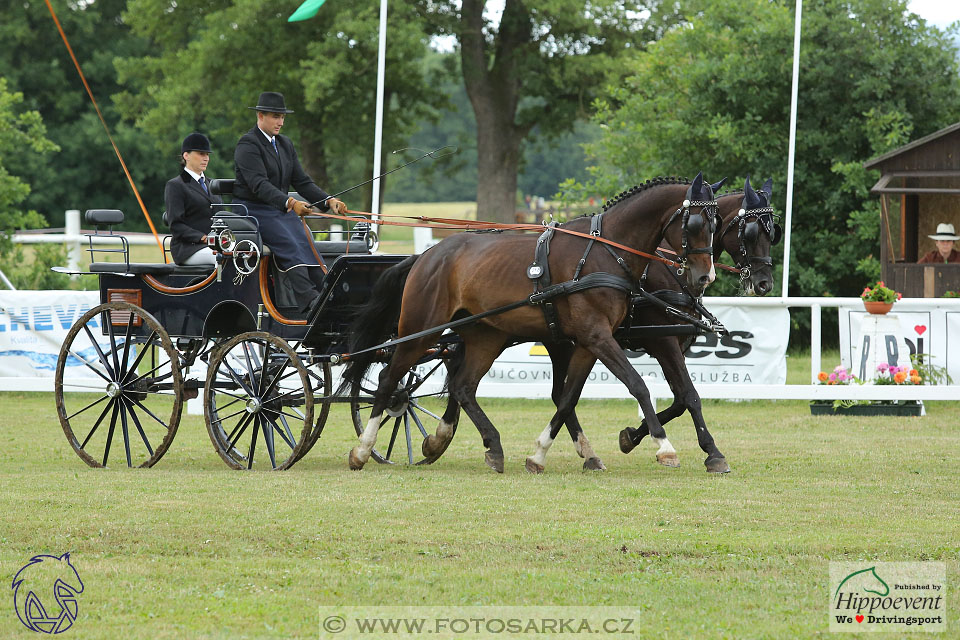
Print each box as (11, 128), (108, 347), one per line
(85, 209), (124, 227)
(210, 179), (234, 196)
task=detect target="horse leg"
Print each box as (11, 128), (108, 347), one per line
(649, 340), (729, 473)
(585, 334), (679, 467)
(448, 329), (511, 472)
(526, 347), (596, 474)
(349, 337), (437, 470)
(421, 346), (464, 461)
(545, 341), (605, 471)
(618, 341), (688, 455)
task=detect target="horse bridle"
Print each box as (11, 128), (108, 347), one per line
(662, 189), (721, 276)
(719, 195), (782, 282)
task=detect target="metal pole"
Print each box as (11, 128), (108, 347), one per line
(369, 0), (388, 249)
(781, 0), (802, 297)
(0, 267), (15, 290)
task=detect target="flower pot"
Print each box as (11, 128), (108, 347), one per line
(809, 401), (922, 416)
(862, 300), (893, 315)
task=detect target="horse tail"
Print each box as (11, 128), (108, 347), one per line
(340, 254), (420, 392)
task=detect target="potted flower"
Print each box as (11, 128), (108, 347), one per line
(860, 280), (902, 314)
(810, 363), (923, 416)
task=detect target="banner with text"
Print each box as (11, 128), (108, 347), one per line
(0, 290), (101, 390)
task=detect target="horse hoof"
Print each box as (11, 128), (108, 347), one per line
(705, 456), (730, 474)
(524, 457), (544, 474)
(583, 457), (606, 471)
(348, 448), (366, 471)
(619, 428), (638, 454)
(656, 452), (680, 467)
(485, 451), (504, 474)
(421, 434), (448, 460)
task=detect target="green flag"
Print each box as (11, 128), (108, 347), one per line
(288, 0), (326, 22)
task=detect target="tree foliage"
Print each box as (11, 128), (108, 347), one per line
(407, 0), (682, 222)
(116, 0), (446, 214)
(565, 0), (960, 302)
(0, 78), (67, 289)
(1, 0), (167, 231)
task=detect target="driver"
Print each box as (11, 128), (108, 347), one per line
(233, 91), (347, 316)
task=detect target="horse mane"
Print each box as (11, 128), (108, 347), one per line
(601, 176), (692, 212)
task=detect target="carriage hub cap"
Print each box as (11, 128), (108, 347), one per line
(106, 382), (121, 398)
(245, 397), (262, 414)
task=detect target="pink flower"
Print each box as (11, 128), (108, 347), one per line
(828, 373), (837, 382)
(877, 362), (889, 373)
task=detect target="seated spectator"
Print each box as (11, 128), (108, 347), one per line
(918, 223), (960, 264)
(165, 133), (222, 266)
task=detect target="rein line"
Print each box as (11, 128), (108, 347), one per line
(315, 209), (697, 269)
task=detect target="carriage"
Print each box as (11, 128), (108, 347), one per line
(54, 179), (459, 470)
(55, 175), (776, 473)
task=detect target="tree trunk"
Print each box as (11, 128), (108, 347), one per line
(460, 0), (531, 224)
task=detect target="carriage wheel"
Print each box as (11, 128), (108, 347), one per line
(350, 359), (452, 465)
(204, 332), (313, 470)
(291, 361), (332, 462)
(55, 302), (183, 468)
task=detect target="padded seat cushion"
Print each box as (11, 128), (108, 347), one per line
(89, 262), (176, 275)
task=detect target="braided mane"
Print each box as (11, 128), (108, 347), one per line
(601, 176), (691, 212)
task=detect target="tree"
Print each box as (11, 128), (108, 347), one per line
(566, 0), (960, 301)
(116, 0), (446, 214)
(408, 0), (681, 223)
(0, 0), (168, 231)
(0, 78), (67, 289)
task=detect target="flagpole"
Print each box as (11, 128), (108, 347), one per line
(370, 0), (388, 248)
(781, 0), (802, 298)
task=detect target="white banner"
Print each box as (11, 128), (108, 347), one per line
(479, 303), (790, 398)
(838, 302), (959, 383)
(0, 290), (100, 389)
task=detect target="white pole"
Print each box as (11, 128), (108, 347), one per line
(66, 209), (81, 277)
(810, 302), (821, 384)
(781, 0), (802, 297)
(369, 0), (388, 249)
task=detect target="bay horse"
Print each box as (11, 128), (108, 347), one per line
(343, 174), (720, 472)
(529, 176), (779, 474)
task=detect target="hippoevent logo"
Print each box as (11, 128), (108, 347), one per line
(829, 562), (945, 633)
(11, 553), (84, 634)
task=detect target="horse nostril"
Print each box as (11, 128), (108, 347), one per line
(757, 281), (770, 294)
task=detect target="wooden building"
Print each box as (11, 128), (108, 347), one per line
(864, 122), (960, 297)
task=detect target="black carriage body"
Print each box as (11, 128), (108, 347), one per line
(94, 254), (407, 353)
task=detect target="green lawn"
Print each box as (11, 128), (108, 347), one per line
(1, 357), (957, 638)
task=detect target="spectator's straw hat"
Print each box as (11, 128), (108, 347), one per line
(928, 223), (959, 241)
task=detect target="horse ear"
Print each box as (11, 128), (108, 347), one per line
(691, 171), (704, 196)
(743, 175), (761, 208)
(710, 177), (727, 193)
(762, 177), (773, 197)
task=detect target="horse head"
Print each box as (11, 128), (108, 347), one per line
(718, 176), (779, 296)
(12, 553), (84, 634)
(658, 171), (719, 296)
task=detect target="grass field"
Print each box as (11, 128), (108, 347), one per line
(1, 350), (957, 639)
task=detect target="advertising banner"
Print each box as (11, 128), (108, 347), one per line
(839, 302), (959, 383)
(0, 291), (100, 388)
(481, 303), (790, 398)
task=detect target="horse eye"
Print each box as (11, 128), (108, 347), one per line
(771, 224), (783, 245)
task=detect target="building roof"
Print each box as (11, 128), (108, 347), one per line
(863, 121), (960, 171)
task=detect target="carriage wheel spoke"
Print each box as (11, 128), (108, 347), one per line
(128, 396), (172, 429)
(124, 359), (175, 387)
(219, 360), (256, 398)
(274, 413), (297, 450)
(408, 405), (430, 438)
(118, 396), (132, 467)
(262, 415), (278, 468)
(64, 347), (112, 384)
(409, 400), (442, 423)
(247, 419), (260, 469)
(403, 361), (444, 394)
(123, 330), (159, 380)
(82, 325), (116, 379)
(66, 394), (109, 422)
(118, 320), (134, 380)
(241, 340), (262, 395)
(122, 397), (154, 457)
(211, 405), (250, 424)
(102, 400), (121, 466)
(80, 398), (115, 449)
(226, 412), (256, 450)
(385, 416), (402, 460)
(404, 413), (414, 465)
